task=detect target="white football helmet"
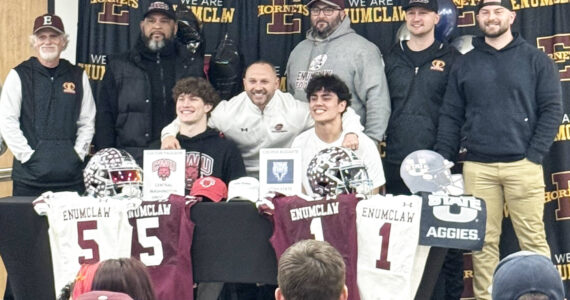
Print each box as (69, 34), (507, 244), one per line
(307, 147), (372, 197)
(400, 150), (463, 195)
(84, 148), (143, 198)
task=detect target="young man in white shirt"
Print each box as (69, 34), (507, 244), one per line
(292, 74), (385, 196)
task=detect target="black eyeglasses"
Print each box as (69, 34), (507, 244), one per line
(310, 7), (340, 16)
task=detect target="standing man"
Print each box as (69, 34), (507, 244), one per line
(435, 0), (562, 298)
(0, 13), (95, 196)
(95, 1), (204, 165)
(292, 74), (385, 196)
(384, 0), (459, 195)
(161, 61), (362, 177)
(171, 77), (245, 193)
(286, 0), (391, 143)
(383, 2), (461, 298)
(275, 240), (348, 300)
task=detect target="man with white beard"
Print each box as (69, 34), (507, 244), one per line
(0, 13), (95, 197)
(95, 1), (204, 165)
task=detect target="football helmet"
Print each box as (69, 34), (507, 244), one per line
(400, 150), (463, 194)
(84, 148), (143, 198)
(307, 147), (373, 197)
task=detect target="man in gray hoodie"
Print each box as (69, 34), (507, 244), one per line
(286, 0), (391, 143)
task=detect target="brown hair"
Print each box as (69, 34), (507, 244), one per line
(91, 258), (156, 300)
(277, 240), (345, 300)
(172, 77), (221, 111)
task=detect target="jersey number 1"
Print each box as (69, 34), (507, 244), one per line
(376, 223), (392, 270)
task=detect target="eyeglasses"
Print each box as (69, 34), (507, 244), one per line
(310, 7), (340, 16)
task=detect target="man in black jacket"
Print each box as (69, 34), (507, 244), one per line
(95, 1), (204, 165)
(383, 1), (462, 299)
(435, 0), (562, 298)
(384, 0), (459, 195)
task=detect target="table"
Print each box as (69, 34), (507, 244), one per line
(0, 197), (277, 300)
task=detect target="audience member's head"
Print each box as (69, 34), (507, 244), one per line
(275, 239), (348, 300)
(78, 291), (134, 300)
(91, 258), (156, 300)
(491, 251), (564, 300)
(71, 262), (101, 299)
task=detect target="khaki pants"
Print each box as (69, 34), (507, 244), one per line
(0, 256), (6, 297)
(463, 159), (550, 300)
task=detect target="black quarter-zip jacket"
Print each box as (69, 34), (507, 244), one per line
(384, 40), (459, 164)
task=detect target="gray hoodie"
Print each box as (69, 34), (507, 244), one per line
(286, 17), (391, 142)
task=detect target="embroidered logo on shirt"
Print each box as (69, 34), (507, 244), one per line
(430, 60), (446, 72)
(272, 123), (288, 133)
(62, 82), (76, 94)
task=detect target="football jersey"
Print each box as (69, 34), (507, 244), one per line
(33, 191), (138, 295)
(128, 194), (197, 300)
(262, 194), (360, 300)
(356, 194), (429, 300)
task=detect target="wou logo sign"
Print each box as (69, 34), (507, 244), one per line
(428, 195), (482, 223)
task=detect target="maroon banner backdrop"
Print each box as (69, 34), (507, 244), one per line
(76, 0), (570, 298)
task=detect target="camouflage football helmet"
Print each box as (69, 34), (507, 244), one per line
(84, 148), (143, 198)
(307, 147), (372, 197)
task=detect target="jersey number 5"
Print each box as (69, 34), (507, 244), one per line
(136, 217), (164, 266)
(77, 220), (100, 264)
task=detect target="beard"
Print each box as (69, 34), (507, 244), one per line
(312, 16), (343, 39)
(480, 21), (510, 38)
(38, 47), (60, 62)
(142, 31), (173, 52)
(147, 39), (166, 51)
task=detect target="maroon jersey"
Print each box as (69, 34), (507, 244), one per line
(128, 194), (197, 300)
(262, 194), (360, 300)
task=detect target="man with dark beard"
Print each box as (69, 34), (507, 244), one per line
(285, 0), (390, 144)
(95, 1), (204, 165)
(435, 0), (562, 298)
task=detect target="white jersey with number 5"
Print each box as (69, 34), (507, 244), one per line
(33, 191), (139, 296)
(356, 194), (429, 300)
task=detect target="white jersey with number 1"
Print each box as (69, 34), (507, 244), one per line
(33, 191), (139, 296)
(356, 194), (429, 300)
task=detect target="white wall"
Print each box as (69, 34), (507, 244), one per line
(55, 0), (78, 63)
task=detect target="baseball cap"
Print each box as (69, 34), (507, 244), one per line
(491, 251), (564, 300)
(306, 0), (346, 9)
(33, 14), (65, 34)
(143, 1), (176, 20)
(190, 176), (228, 202)
(402, 0), (439, 12)
(227, 177), (260, 202)
(78, 291), (134, 300)
(476, 0), (513, 13)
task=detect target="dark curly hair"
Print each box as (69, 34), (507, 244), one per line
(305, 74), (352, 110)
(172, 77), (221, 117)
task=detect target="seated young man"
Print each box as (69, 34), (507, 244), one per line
(172, 77), (245, 194)
(292, 74), (385, 196)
